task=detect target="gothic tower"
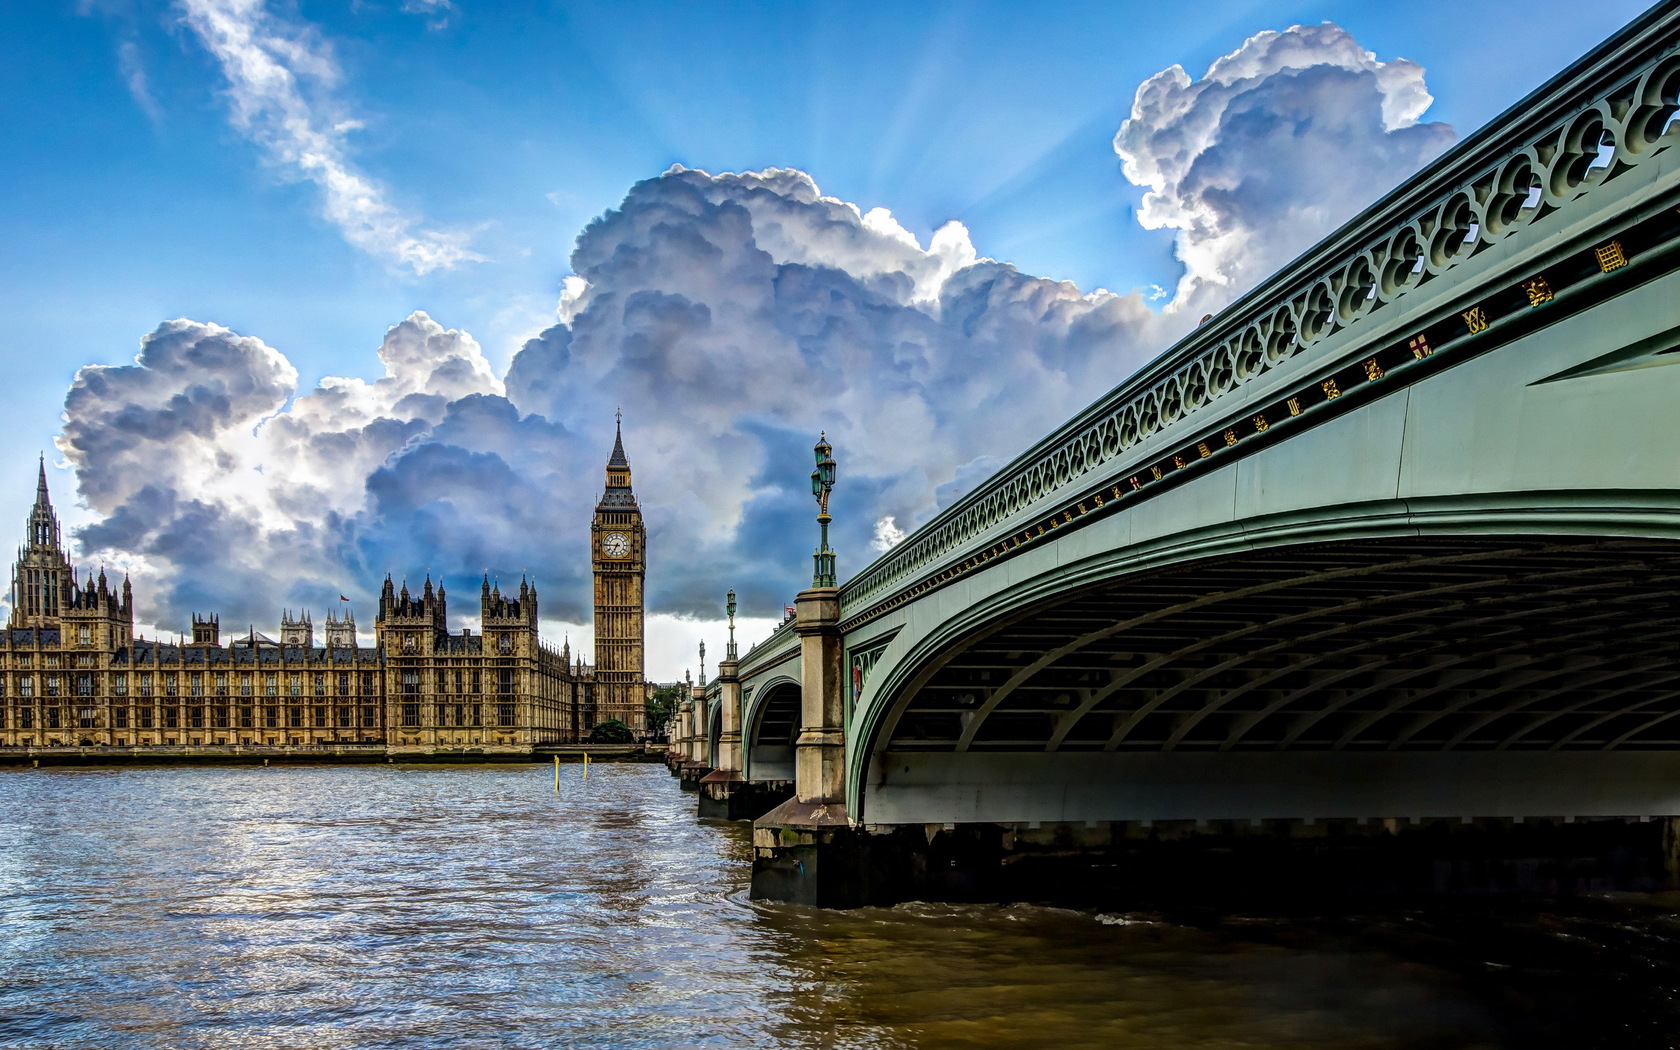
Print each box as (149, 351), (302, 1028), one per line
(324, 608), (357, 648)
(10, 456), (71, 628)
(8, 456), (133, 646)
(592, 415), (646, 732)
(279, 609), (314, 648)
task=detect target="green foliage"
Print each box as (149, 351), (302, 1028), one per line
(646, 684), (685, 730)
(589, 719), (634, 744)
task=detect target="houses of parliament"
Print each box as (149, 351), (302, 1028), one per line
(0, 425), (649, 753)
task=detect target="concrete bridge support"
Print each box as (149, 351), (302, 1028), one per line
(698, 660), (743, 816)
(753, 587), (870, 902)
(667, 693), (695, 780)
(663, 702), (678, 771)
(716, 663), (741, 775)
(677, 682), (711, 791)
(792, 587), (846, 808)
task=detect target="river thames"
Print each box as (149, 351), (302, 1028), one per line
(2, 763), (1678, 1049)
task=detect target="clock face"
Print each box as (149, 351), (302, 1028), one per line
(602, 532), (631, 559)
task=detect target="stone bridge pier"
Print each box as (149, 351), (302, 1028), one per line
(749, 588), (859, 900)
(675, 680), (711, 790)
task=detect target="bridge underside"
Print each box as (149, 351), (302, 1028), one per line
(865, 537), (1680, 825)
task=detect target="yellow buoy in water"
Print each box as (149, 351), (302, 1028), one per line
(553, 755), (560, 793)
(583, 751), (590, 779)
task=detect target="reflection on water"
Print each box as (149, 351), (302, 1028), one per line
(0, 764), (1675, 1049)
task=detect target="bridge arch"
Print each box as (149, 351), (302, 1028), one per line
(743, 676), (801, 783)
(848, 499), (1680, 825)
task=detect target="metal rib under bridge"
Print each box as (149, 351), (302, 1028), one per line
(667, 6), (1680, 903)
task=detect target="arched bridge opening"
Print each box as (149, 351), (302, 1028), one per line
(861, 535), (1680, 825)
(746, 681), (801, 783)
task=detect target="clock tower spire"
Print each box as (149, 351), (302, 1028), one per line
(591, 412), (646, 733)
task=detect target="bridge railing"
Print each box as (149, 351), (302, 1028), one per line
(837, 6), (1680, 616)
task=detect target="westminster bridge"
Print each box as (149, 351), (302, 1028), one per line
(671, 6), (1680, 905)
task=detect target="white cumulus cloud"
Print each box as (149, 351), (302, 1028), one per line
(61, 312), (516, 621)
(1116, 22), (1455, 312)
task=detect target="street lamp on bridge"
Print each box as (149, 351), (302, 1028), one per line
(725, 589), (737, 660)
(811, 432), (838, 588)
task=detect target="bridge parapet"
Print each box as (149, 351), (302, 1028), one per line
(738, 618), (800, 677)
(839, 8), (1680, 623)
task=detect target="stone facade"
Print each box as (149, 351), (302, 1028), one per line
(0, 459), (596, 751)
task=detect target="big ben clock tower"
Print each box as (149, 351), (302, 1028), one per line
(592, 413), (647, 732)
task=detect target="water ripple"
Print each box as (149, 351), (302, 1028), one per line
(2, 765), (1677, 1048)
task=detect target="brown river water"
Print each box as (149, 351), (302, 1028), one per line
(2, 763), (1678, 1049)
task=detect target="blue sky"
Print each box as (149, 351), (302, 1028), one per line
(0, 0), (1657, 677)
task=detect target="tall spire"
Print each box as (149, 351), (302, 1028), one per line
(600, 412), (635, 507)
(26, 454), (60, 552)
(608, 409), (629, 468)
(12, 457), (69, 626)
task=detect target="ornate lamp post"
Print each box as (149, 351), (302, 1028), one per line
(725, 589), (738, 660)
(810, 432), (838, 587)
